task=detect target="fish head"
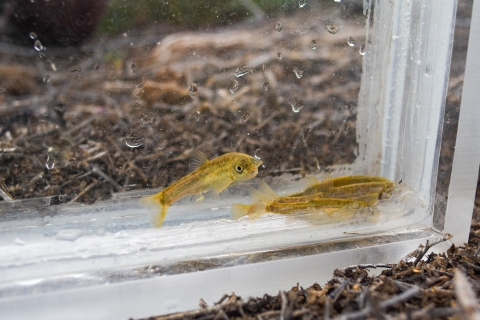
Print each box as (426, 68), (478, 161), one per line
(232, 155), (263, 181)
(381, 181), (396, 198)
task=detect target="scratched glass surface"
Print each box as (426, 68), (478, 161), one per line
(0, 0), (445, 300)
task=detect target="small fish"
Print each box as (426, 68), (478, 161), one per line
(288, 175), (394, 197)
(275, 182), (394, 203)
(231, 183), (370, 220)
(141, 151), (262, 227)
(232, 176), (394, 220)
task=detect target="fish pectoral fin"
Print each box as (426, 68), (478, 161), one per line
(181, 193), (204, 204)
(210, 178), (233, 195)
(203, 190), (220, 201)
(189, 150), (209, 171)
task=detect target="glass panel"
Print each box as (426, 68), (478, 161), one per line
(0, 0), (459, 312)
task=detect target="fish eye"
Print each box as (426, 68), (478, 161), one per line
(236, 165), (243, 173)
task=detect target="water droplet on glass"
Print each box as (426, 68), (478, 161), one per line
(46, 153), (55, 170)
(288, 97), (305, 113)
(325, 24), (340, 34)
(141, 112), (155, 124)
(425, 65), (432, 77)
(57, 229), (83, 241)
(277, 52), (282, 61)
(242, 111), (251, 122)
(15, 238), (26, 245)
(131, 62), (138, 73)
(363, 0), (369, 15)
(230, 80), (239, 94)
(334, 0), (342, 2)
(133, 102), (143, 111)
(93, 61), (99, 70)
(135, 77), (146, 88)
(262, 82), (270, 91)
(114, 230), (130, 239)
(276, 21), (283, 32)
(235, 65), (252, 78)
(125, 130), (144, 148)
(38, 52), (45, 59)
(43, 74), (51, 83)
(69, 66), (82, 73)
(29, 32), (37, 40)
(46, 59), (56, 71)
(262, 63), (266, 76)
(293, 67), (303, 79)
(299, 0), (306, 8)
(347, 36), (355, 46)
(254, 148), (262, 160)
(359, 43), (366, 55)
(34, 39), (43, 51)
(189, 83), (198, 98)
(311, 40), (317, 49)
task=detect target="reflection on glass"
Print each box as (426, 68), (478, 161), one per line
(0, 0), (366, 205)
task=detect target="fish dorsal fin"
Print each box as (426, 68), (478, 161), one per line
(258, 181), (278, 200)
(189, 150), (209, 171)
(250, 188), (269, 203)
(321, 173), (334, 190)
(304, 174), (334, 196)
(303, 176), (320, 196)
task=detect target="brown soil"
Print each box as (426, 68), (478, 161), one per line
(138, 232), (480, 320)
(0, 4), (364, 205)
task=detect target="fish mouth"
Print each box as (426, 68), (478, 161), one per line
(248, 168), (259, 177)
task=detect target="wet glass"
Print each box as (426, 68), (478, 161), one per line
(0, 0), (465, 318)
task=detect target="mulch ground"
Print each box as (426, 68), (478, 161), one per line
(139, 232), (480, 320)
(0, 3), (365, 205)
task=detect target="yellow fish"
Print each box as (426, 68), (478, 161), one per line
(231, 176), (394, 220)
(288, 175), (394, 197)
(275, 182), (394, 203)
(231, 183), (376, 220)
(141, 151), (263, 227)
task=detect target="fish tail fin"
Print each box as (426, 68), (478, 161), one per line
(248, 188), (269, 219)
(140, 191), (168, 228)
(250, 188), (269, 203)
(231, 202), (266, 220)
(231, 204), (252, 220)
(231, 188), (269, 220)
